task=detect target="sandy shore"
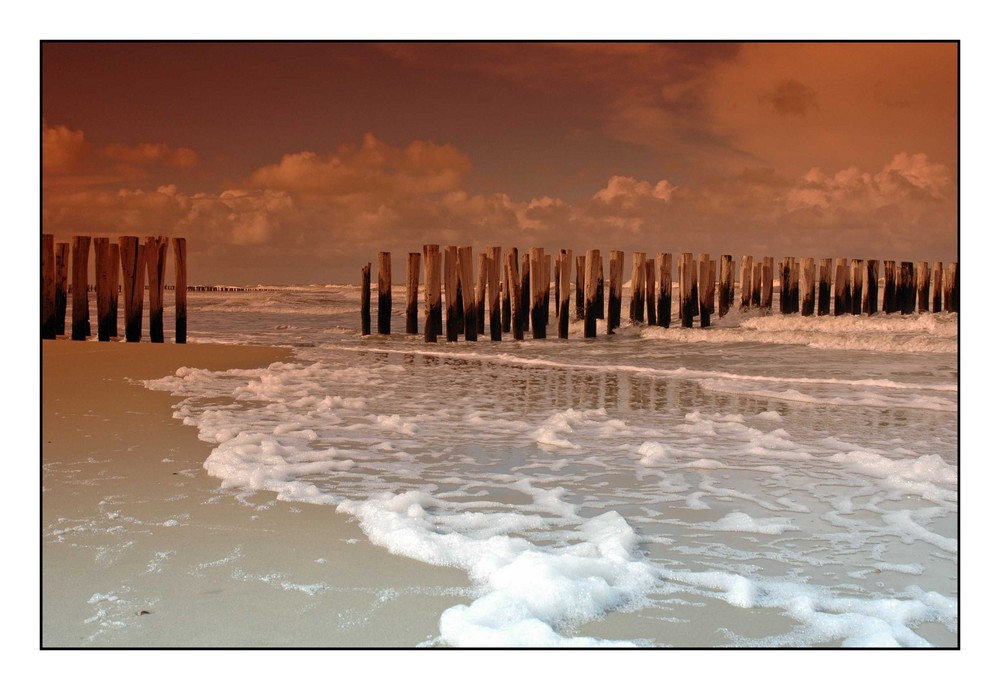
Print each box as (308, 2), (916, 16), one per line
(41, 339), (471, 648)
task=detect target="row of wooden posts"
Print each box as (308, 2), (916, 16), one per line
(40, 234), (188, 342)
(361, 247), (959, 341)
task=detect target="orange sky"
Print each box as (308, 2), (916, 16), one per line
(41, 41), (958, 285)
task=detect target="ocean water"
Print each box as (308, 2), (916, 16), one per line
(144, 283), (958, 647)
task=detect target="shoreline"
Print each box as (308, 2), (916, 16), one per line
(41, 339), (471, 647)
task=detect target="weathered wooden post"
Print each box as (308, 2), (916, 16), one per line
(863, 260), (879, 316)
(42, 235), (57, 339)
(760, 257), (774, 312)
(55, 243), (69, 336)
(119, 236), (144, 342)
(931, 261), (943, 313)
(488, 249), (502, 341)
(850, 259), (863, 315)
(834, 260), (849, 316)
(584, 249), (600, 338)
(791, 260), (800, 313)
(361, 262), (372, 336)
(146, 237), (169, 343)
(173, 238), (187, 343)
(94, 237), (114, 341)
(558, 250), (572, 338)
(699, 253), (712, 327)
(530, 248), (546, 338)
(459, 247), (477, 341)
(719, 255), (733, 318)
(900, 262), (915, 315)
(944, 262), (958, 313)
(818, 259), (832, 316)
(751, 260), (761, 308)
(423, 244), (441, 342)
(505, 250), (523, 340)
(71, 235), (91, 341)
(679, 253), (694, 327)
(554, 253), (561, 319)
(629, 252), (645, 323)
(575, 255), (585, 320)
(444, 246), (460, 342)
(477, 252), (488, 335)
(779, 257), (792, 314)
(542, 252), (551, 329)
(596, 257), (605, 320)
(917, 261), (930, 313)
(645, 258), (657, 326)
(406, 252), (420, 334)
(109, 244), (120, 338)
(883, 260), (897, 313)
(800, 258), (816, 316)
(608, 250), (624, 333)
(739, 255), (753, 311)
(502, 247), (515, 333)
(377, 251), (392, 335)
(657, 252), (672, 327)
(520, 252), (531, 333)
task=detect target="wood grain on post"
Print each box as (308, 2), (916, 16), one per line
(834, 260), (848, 316)
(488, 249), (502, 341)
(608, 250), (624, 333)
(818, 259), (832, 316)
(444, 246), (460, 341)
(554, 251), (561, 320)
(645, 258), (657, 326)
(406, 252), (420, 334)
(378, 251), (392, 335)
(530, 248), (546, 338)
(596, 257), (605, 320)
(698, 253), (712, 327)
(502, 247), (515, 333)
(629, 252), (645, 323)
(851, 259), (863, 315)
(505, 250), (523, 340)
(459, 246), (477, 340)
(109, 243), (120, 338)
(719, 255), (733, 318)
(361, 262), (372, 336)
(71, 235), (91, 341)
(709, 259), (718, 315)
(917, 261), (929, 313)
(931, 261), (943, 313)
(477, 252), (488, 335)
(751, 260), (761, 308)
(900, 262), (915, 315)
(584, 249), (599, 338)
(94, 237), (113, 341)
(558, 250), (572, 338)
(542, 252), (551, 329)
(792, 260), (800, 313)
(863, 259), (879, 316)
(118, 236), (144, 342)
(575, 255), (585, 320)
(739, 255), (753, 311)
(679, 253), (694, 327)
(883, 260), (896, 313)
(423, 244), (441, 342)
(173, 238), (187, 343)
(520, 252), (531, 333)
(42, 234), (56, 339)
(657, 252), (671, 327)
(779, 257), (793, 314)
(760, 257), (774, 312)
(800, 258), (816, 317)
(944, 262), (958, 313)
(55, 242), (69, 336)
(146, 237), (169, 343)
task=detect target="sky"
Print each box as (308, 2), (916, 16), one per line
(42, 40), (957, 285)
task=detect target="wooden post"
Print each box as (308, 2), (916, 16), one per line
(118, 236), (144, 342)
(719, 255), (733, 318)
(608, 250), (624, 334)
(406, 252), (420, 334)
(883, 260), (897, 313)
(645, 258), (656, 326)
(792, 260), (800, 313)
(378, 251), (392, 335)
(584, 249), (599, 338)
(558, 250), (572, 338)
(679, 253), (694, 327)
(779, 257), (793, 314)
(109, 243), (120, 338)
(488, 249), (502, 341)
(42, 234), (56, 339)
(423, 244), (441, 342)
(146, 237), (169, 343)
(542, 252), (551, 329)
(554, 252), (561, 320)
(800, 258), (816, 317)
(520, 252), (531, 332)
(944, 262), (958, 313)
(709, 259), (718, 315)
(575, 255), (585, 320)
(657, 252), (672, 327)
(444, 246), (460, 342)
(505, 250), (523, 340)
(55, 243), (69, 336)
(916, 261), (930, 313)
(173, 238), (187, 343)
(94, 237), (113, 341)
(751, 260), (761, 308)
(596, 257), (605, 320)
(863, 259), (879, 316)
(629, 252), (645, 323)
(818, 259), (831, 316)
(459, 247), (477, 341)
(502, 247), (515, 333)
(71, 235), (91, 340)
(899, 262), (915, 314)
(477, 252), (489, 335)
(931, 261), (943, 313)
(739, 255), (753, 311)
(530, 248), (546, 338)
(760, 257), (773, 312)
(834, 261), (849, 316)
(699, 253), (712, 327)
(850, 259), (863, 315)
(361, 262), (372, 336)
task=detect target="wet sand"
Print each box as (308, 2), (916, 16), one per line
(41, 340), (471, 648)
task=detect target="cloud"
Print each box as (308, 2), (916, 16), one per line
(758, 78), (819, 116)
(42, 122), (91, 174)
(101, 142), (198, 169)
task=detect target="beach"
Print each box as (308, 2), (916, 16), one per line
(41, 340), (473, 647)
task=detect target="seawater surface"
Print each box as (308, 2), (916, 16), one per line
(145, 285), (958, 647)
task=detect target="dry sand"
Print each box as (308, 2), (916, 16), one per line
(41, 339), (471, 648)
